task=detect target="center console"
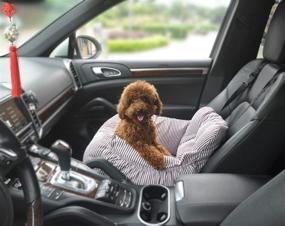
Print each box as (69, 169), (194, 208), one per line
(27, 142), (136, 212)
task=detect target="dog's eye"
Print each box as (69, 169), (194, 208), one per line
(141, 96), (150, 103)
(128, 99), (134, 105)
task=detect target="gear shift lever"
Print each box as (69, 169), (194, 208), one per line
(50, 140), (72, 180)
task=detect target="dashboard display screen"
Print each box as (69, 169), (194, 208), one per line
(0, 98), (30, 134)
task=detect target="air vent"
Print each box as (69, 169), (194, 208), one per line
(70, 62), (82, 88)
(30, 110), (41, 130)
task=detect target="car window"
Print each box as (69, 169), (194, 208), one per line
(77, 0), (231, 60)
(0, 0), (82, 56)
(257, 1), (280, 59)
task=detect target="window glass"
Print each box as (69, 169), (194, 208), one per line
(77, 0), (231, 60)
(257, 1), (279, 58)
(0, 0), (82, 55)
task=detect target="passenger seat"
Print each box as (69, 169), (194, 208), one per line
(202, 1), (285, 175)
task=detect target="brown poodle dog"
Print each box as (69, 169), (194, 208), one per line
(115, 80), (172, 170)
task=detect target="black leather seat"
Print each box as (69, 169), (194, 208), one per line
(221, 170), (285, 226)
(202, 1), (285, 174)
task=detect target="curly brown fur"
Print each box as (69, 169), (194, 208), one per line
(115, 80), (171, 170)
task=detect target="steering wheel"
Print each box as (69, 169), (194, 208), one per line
(0, 120), (43, 226)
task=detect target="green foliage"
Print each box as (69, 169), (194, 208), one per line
(107, 36), (169, 52)
(166, 1), (227, 26)
(207, 6), (228, 24)
(130, 24), (191, 39)
(146, 24), (189, 39)
(194, 23), (219, 35)
(94, 1), (166, 28)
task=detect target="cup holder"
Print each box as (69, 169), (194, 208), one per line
(138, 185), (170, 226)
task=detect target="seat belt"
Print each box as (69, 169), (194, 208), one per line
(221, 60), (267, 110)
(251, 66), (285, 106)
(225, 65), (284, 127)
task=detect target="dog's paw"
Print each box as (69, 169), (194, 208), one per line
(157, 145), (172, 156)
(143, 147), (166, 170)
(163, 149), (172, 156)
(154, 164), (165, 171)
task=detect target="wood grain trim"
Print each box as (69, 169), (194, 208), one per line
(38, 87), (74, 123)
(131, 67), (208, 77)
(26, 199), (43, 226)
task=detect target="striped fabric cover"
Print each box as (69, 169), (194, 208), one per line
(83, 107), (228, 186)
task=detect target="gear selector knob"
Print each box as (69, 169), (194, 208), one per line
(50, 140), (72, 180)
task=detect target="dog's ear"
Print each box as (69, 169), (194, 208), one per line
(154, 93), (163, 115)
(117, 96), (127, 119)
(117, 87), (130, 119)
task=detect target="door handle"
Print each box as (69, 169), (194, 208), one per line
(92, 67), (121, 78)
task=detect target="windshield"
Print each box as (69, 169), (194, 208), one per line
(0, 0), (82, 55)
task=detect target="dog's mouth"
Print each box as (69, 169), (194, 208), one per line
(133, 110), (149, 123)
(137, 114), (145, 122)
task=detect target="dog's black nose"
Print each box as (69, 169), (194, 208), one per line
(137, 109), (144, 115)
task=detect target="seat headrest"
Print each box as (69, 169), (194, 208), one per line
(263, 2), (285, 64)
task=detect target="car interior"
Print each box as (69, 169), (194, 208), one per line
(1, 0), (285, 225)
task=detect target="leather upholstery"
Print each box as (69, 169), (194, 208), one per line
(203, 61), (285, 174)
(176, 174), (269, 226)
(221, 171), (285, 226)
(202, 2), (285, 174)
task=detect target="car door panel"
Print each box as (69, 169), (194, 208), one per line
(81, 76), (203, 116)
(74, 59), (211, 118)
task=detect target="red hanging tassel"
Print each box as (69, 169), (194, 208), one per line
(1, 2), (22, 97)
(9, 45), (22, 97)
(1, 2), (15, 19)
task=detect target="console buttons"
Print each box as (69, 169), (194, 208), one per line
(41, 185), (55, 198)
(116, 188), (132, 208)
(121, 189), (127, 205)
(41, 185), (64, 201)
(126, 191), (132, 207)
(95, 180), (133, 208)
(51, 190), (64, 200)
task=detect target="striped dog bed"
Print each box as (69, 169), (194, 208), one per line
(83, 107), (228, 186)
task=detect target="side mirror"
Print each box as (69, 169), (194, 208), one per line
(76, 35), (102, 59)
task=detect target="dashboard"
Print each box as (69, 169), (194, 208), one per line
(0, 57), (78, 142)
